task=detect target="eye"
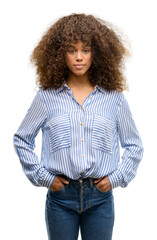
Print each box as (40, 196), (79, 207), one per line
(83, 49), (91, 53)
(67, 49), (76, 54)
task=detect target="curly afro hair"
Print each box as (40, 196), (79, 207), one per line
(30, 13), (129, 91)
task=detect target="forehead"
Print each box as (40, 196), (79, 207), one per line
(68, 41), (91, 48)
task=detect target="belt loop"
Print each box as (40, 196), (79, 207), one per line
(89, 178), (93, 188)
(67, 176), (70, 182)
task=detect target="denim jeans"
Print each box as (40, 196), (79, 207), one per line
(45, 177), (114, 240)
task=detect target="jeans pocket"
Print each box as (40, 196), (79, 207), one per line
(94, 183), (111, 193)
(50, 185), (65, 195)
(94, 184), (105, 193)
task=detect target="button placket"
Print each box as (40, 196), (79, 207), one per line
(80, 106), (85, 167)
(79, 93), (94, 176)
(82, 94), (93, 109)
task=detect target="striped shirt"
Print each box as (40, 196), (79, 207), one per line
(13, 81), (144, 189)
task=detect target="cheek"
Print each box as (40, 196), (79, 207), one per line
(87, 52), (92, 63)
(88, 55), (92, 66)
(66, 55), (73, 67)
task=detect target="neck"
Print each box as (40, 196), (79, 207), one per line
(66, 72), (92, 88)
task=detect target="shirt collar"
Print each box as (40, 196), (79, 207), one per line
(56, 81), (106, 95)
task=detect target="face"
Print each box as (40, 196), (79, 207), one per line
(65, 41), (92, 77)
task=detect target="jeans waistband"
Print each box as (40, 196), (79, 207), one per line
(59, 175), (94, 188)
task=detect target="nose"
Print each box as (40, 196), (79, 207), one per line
(75, 51), (83, 61)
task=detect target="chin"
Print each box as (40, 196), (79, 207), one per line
(74, 71), (87, 76)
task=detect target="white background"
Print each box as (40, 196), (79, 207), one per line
(1, 0), (157, 239)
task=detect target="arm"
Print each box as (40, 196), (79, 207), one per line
(13, 90), (55, 188)
(108, 94), (144, 189)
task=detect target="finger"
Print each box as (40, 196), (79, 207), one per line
(58, 176), (69, 184)
(93, 177), (103, 184)
(96, 181), (103, 188)
(97, 182), (108, 192)
(95, 178), (106, 189)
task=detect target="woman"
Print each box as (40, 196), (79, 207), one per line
(13, 13), (144, 240)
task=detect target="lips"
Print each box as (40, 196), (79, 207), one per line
(73, 64), (85, 69)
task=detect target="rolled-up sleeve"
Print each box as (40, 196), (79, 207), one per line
(13, 90), (55, 188)
(108, 94), (144, 189)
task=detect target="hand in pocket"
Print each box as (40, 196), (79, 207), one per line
(94, 176), (111, 192)
(50, 176), (69, 192)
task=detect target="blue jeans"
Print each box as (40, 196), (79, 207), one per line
(45, 177), (114, 240)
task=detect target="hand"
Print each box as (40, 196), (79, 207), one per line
(93, 176), (111, 192)
(50, 176), (69, 192)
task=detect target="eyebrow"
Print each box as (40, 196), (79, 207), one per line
(68, 44), (91, 48)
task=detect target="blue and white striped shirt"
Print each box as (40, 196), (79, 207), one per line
(13, 82), (144, 189)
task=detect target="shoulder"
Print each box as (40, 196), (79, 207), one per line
(101, 89), (124, 106)
(38, 87), (59, 99)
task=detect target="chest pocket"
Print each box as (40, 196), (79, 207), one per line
(92, 114), (114, 154)
(47, 114), (71, 153)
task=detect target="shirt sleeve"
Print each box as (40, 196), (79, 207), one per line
(13, 90), (55, 188)
(108, 94), (144, 189)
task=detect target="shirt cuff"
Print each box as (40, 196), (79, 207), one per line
(108, 170), (123, 189)
(40, 168), (55, 188)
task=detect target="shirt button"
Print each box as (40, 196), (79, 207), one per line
(81, 107), (83, 110)
(82, 154), (85, 158)
(82, 170), (85, 173)
(80, 123), (83, 126)
(81, 139), (84, 142)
